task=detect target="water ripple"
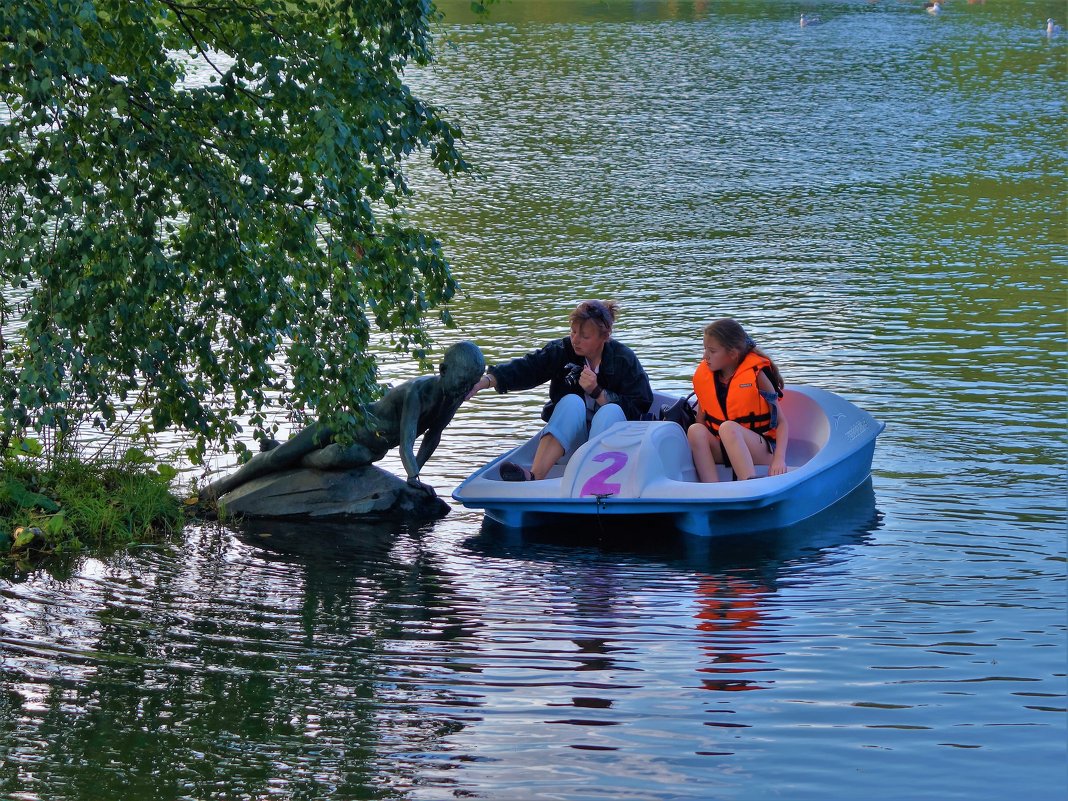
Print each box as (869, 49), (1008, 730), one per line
(3, 3), (1066, 800)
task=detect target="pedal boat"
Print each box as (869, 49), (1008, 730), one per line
(452, 386), (884, 536)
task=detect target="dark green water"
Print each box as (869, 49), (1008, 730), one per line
(2, 1), (1065, 799)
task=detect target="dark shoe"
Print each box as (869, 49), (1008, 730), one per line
(500, 461), (533, 482)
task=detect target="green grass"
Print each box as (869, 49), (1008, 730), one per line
(0, 455), (186, 559)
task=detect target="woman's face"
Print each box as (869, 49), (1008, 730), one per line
(703, 335), (738, 373)
(570, 319), (609, 359)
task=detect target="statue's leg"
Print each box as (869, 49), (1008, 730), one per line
(204, 425), (329, 498)
(300, 441), (383, 470)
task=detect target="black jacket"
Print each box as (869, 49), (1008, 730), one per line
(487, 337), (653, 422)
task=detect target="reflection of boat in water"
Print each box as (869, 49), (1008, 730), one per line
(465, 480), (883, 694)
(454, 386), (885, 537)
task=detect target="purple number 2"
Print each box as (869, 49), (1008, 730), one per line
(580, 451), (628, 496)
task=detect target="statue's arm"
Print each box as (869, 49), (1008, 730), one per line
(414, 401), (459, 470)
(398, 379), (430, 481)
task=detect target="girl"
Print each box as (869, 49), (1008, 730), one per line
(688, 319), (788, 482)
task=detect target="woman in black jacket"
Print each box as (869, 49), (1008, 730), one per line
(466, 299), (653, 481)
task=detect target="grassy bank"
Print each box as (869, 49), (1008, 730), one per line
(0, 452), (186, 561)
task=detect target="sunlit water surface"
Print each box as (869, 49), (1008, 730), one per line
(2, 1), (1065, 799)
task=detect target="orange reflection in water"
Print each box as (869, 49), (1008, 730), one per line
(694, 577), (778, 692)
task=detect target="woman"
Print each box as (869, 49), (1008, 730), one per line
(467, 300), (653, 481)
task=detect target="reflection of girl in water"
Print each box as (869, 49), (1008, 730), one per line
(695, 577), (773, 692)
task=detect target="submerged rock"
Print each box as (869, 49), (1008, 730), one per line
(217, 465), (449, 520)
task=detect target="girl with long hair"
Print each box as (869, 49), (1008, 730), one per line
(688, 319), (788, 482)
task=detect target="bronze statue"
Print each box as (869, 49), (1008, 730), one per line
(203, 341), (485, 501)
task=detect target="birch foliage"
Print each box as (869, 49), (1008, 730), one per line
(0, 0), (477, 461)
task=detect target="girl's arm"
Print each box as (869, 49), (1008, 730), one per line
(758, 372), (788, 476)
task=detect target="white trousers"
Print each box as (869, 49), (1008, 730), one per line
(540, 393), (626, 459)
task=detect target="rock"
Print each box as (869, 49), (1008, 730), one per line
(217, 465), (449, 520)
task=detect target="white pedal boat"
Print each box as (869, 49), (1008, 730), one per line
(453, 386), (884, 536)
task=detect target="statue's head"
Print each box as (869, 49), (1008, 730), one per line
(440, 341), (485, 397)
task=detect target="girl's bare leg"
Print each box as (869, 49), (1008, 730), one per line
(687, 424), (723, 483)
(717, 421), (774, 480)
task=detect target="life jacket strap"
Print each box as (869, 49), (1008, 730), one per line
(705, 411), (773, 434)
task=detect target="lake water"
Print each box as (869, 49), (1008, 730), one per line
(1, 1), (1065, 799)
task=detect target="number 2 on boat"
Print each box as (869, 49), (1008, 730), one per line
(580, 451), (628, 496)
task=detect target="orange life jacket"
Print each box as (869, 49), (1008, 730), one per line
(692, 351), (778, 440)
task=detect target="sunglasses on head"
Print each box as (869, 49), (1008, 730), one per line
(583, 303), (608, 323)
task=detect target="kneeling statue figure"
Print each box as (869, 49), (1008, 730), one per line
(203, 341), (485, 504)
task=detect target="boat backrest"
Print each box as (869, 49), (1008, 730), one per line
(779, 389), (829, 465)
(650, 387), (828, 465)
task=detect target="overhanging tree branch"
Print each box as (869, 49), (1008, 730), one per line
(0, 0), (470, 461)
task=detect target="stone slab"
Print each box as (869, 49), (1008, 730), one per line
(218, 465), (449, 520)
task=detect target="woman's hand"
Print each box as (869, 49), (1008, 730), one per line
(768, 456), (788, 476)
(578, 367), (601, 398)
(465, 374), (493, 401)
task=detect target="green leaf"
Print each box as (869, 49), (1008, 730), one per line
(14, 528), (37, 549)
(8, 438), (43, 457)
(122, 447), (151, 465)
(0, 478), (60, 513)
